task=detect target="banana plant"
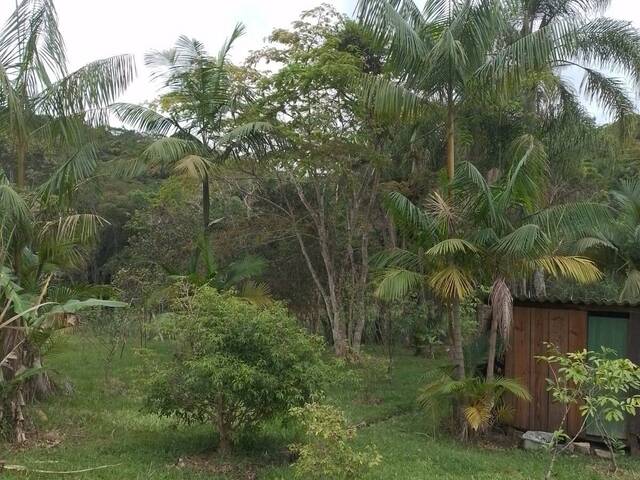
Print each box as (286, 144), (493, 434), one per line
(0, 267), (125, 443)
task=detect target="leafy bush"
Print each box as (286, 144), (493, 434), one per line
(144, 286), (328, 453)
(539, 345), (640, 475)
(290, 403), (381, 479)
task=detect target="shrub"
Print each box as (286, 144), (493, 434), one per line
(418, 373), (530, 438)
(290, 403), (381, 479)
(144, 286), (328, 453)
(539, 345), (640, 476)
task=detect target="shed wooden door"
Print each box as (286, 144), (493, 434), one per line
(506, 306), (587, 435)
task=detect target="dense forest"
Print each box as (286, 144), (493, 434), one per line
(2, 0), (640, 478)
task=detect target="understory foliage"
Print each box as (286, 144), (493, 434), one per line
(539, 345), (640, 475)
(418, 371), (531, 438)
(290, 402), (382, 480)
(144, 286), (328, 453)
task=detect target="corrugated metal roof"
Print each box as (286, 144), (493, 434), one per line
(513, 294), (640, 308)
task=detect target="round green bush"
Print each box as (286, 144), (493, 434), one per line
(144, 286), (328, 453)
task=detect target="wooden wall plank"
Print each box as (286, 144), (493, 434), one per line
(547, 309), (570, 432)
(513, 306), (531, 430)
(567, 310), (587, 436)
(531, 307), (549, 431)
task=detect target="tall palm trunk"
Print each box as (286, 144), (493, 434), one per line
(450, 300), (465, 380)
(446, 97), (455, 180)
(445, 91), (465, 380)
(201, 173), (212, 276)
(16, 140), (26, 189)
(486, 308), (498, 381)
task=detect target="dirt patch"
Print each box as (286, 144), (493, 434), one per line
(4, 428), (66, 452)
(172, 455), (261, 479)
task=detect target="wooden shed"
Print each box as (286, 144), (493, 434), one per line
(504, 296), (640, 441)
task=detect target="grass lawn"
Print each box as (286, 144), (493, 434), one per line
(2, 335), (640, 479)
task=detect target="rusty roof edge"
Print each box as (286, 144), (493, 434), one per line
(512, 294), (640, 308)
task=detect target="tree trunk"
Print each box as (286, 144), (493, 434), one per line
(450, 300), (465, 380)
(215, 396), (232, 455)
(351, 226), (371, 354)
(1, 322), (28, 442)
(16, 141), (26, 189)
(294, 182), (348, 357)
(446, 100), (455, 180)
(26, 349), (55, 399)
(201, 174), (213, 276)
(533, 269), (546, 298)
(486, 311), (498, 381)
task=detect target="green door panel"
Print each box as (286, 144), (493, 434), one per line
(587, 314), (629, 439)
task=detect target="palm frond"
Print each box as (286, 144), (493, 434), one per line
(0, 180), (32, 238)
(371, 248), (422, 270)
(621, 269), (640, 302)
(383, 191), (433, 237)
(494, 224), (547, 258)
(217, 23), (246, 66)
(359, 74), (426, 119)
(489, 277), (513, 345)
(143, 137), (202, 165)
(501, 134), (548, 211)
(356, 0), (429, 76)
(533, 255), (602, 283)
(174, 155), (211, 180)
(531, 202), (612, 237)
(225, 255), (267, 285)
(111, 103), (177, 137)
(39, 213), (108, 245)
(38, 143), (99, 204)
(238, 280), (272, 306)
(374, 267), (424, 301)
(37, 54), (136, 121)
(428, 265), (474, 301)
(426, 238), (478, 257)
(579, 67), (635, 121)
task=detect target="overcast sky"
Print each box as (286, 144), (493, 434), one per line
(3, 0), (640, 121)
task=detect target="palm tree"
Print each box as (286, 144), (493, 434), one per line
(454, 137), (604, 379)
(113, 25), (272, 277)
(357, 0), (508, 181)
(375, 137), (604, 381)
(418, 373), (531, 438)
(357, 0), (640, 183)
(0, 0), (136, 188)
(508, 0), (640, 126)
(582, 179), (640, 302)
(375, 189), (479, 379)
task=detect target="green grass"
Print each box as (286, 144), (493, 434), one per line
(3, 336), (640, 479)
